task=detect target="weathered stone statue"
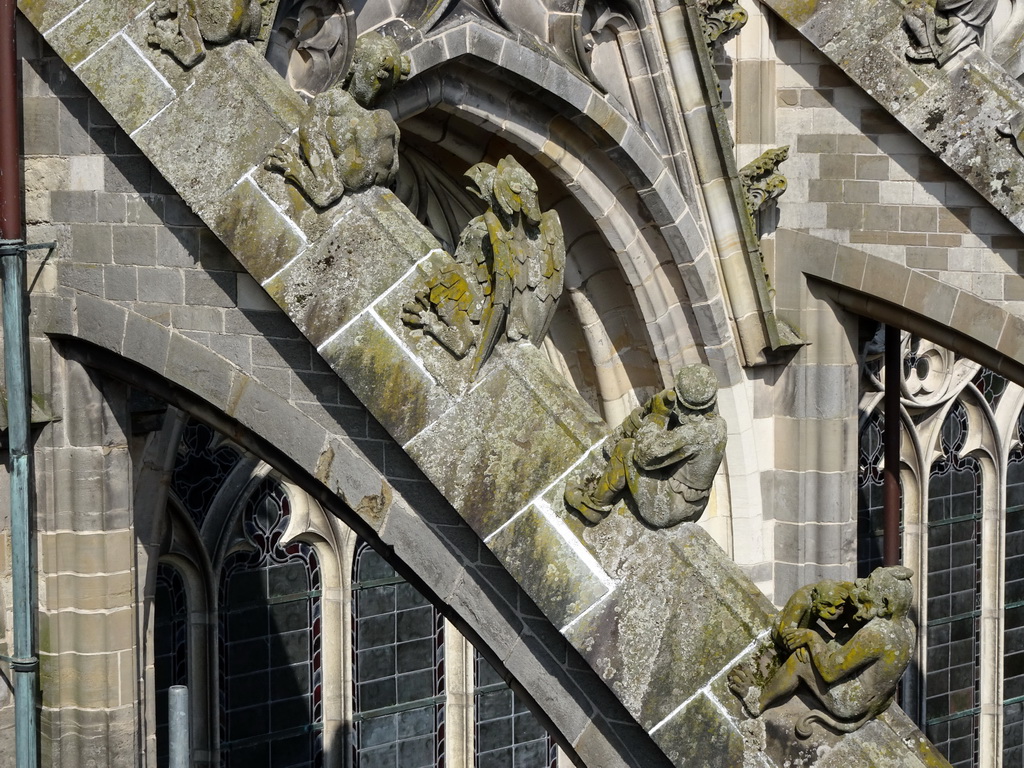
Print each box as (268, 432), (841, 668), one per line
(739, 146), (789, 220)
(904, 0), (997, 66)
(772, 579), (854, 660)
(729, 566), (917, 737)
(697, 0), (749, 46)
(402, 156), (565, 376)
(564, 364), (727, 528)
(266, 33), (408, 207)
(149, 0), (264, 68)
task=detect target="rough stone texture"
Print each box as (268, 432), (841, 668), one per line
(319, 312), (455, 446)
(8, 3), (956, 766)
(651, 693), (750, 768)
(563, 517), (773, 730)
(8, 13), (670, 767)
(763, 0), (1024, 235)
(263, 190), (438, 347)
(486, 504), (611, 630)
(405, 344), (605, 538)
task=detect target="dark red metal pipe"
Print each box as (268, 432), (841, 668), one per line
(883, 324), (901, 566)
(0, 0), (21, 241)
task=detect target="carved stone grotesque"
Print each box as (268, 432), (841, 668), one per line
(729, 566), (917, 738)
(402, 156), (565, 377)
(564, 364), (727, 528)
(149, 0), (264, 68)
(739, 146), (789, 220)
(904, 0), (996, 66)
(266, 33), (409, 207)
(773, 580), (853, 641)
(697, 0), (749, 46)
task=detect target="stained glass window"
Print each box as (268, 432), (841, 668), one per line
(926, 402), (982, 768)
(352, 541), (445, 768)
(474, 650), (557, 768)
(172, 419), (243, 528)
(972, 367), (1007, 411)
(857, 410), (902, 577)
(219, 478), (323, 768)
(155, 563), (189, 768)
(1005, 408), (1024, 765)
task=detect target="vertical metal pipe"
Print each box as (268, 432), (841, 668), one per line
(883, 324), (901, 566)
(168, 685), (190, 768)
(2, 240), (38, 768)
(1, 2), (39, 766)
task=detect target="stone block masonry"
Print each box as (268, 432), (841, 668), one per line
(9, 2), (952, 765)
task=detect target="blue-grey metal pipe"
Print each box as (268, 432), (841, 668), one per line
(2, 239), (38, 768)
(1, 1), (38, 764)
(168, 685), (190, 768)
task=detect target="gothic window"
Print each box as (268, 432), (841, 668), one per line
(1004, 409), (1024, 765)
(974, 367), (1007, 410)
(171, 419), (244, 529)
(153, 417), (564, 768)
(857, 344), (1024, 765)
(154, 563), (189, 768)
(219, 477), (323, 768)
(857, 410), (901, 578)
(925, 402), (982, 768)
(352, 541), (445, 768)
(473, 650), (557, 768)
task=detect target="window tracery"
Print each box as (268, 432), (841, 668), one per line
(473, 650), (557, 768)
(152, 417), (562, 767)
(1004, 407), (1024, 764)
(926, 402), (983, 766)
(857, 409), (900, 577)
(219, 478), (324, 767)
(858, 332), (1021, 766)
(171, 419), (244, 529)
(352, 541), (445, 768)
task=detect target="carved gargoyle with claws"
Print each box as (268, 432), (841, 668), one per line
(149, 0), (265, 68)
(729, 566), (916, 738)
(266, 33), (409, 208)
(402, 155), (565, 378)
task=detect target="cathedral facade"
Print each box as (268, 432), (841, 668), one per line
(1, 0), (1023, 765)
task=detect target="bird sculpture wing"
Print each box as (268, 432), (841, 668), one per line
(469, 209), (513, 378)
(527, 209), (565, 341)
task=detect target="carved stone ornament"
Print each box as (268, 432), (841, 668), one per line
(998, 111), (1024, 158)
(564, 364), (727, 528)
(862, 325), (980, 410)
(401, 156), (566, 378)
(739, 146), (790, 220)
(265, 33), (409, 208)
(697, 0), (749, 47)
(903, 0), (996, 66)
(266, 0), (356, 100)
(149, 0), (265, 68)
(728, 566), (917, 737)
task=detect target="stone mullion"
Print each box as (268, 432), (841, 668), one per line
(979, 443), (1006, 767)
(131, 407), (187, 768)
(36, 353), (139, 767)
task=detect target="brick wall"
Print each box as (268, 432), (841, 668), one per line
(772, 23), (1024, 315)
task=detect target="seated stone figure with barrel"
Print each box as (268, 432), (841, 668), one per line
(565, 363), (727, 528)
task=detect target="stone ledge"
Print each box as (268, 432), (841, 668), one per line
(24, 6), (949, 764)
(763, 0), (1024, 235)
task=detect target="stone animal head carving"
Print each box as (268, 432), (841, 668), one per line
(344, 33), (409, 109)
